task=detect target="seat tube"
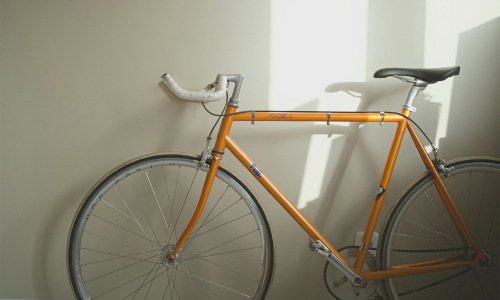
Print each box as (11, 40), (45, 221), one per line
(353, 114), (409, 272)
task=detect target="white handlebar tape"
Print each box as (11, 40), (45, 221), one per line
(161, 73), (227, 102)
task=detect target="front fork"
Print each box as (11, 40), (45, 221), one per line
(167, 146), (223, 262)
(168, 105), (238, 262)
(166, 145), (213, 265)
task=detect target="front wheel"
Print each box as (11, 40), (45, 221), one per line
(68, 153), (274, 299)
(379, 157), (500, 299)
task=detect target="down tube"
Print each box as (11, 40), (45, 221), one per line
(225, 135), (350, 266)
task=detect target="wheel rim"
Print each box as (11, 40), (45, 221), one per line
(68, 154), (273, 299)
(380, 159), (500, 299)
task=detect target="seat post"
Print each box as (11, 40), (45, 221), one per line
(403, 79), (428, 112)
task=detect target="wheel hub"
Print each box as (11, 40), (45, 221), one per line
(476, 250), (491, 271)
(161, 244), (182, 269)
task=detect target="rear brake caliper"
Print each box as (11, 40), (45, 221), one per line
(432, 148), (453, 176)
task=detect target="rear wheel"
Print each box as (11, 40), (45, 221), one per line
(379, 157), (500, 299)
(68, 153), (274, 299)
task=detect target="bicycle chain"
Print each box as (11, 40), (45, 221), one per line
(324, 245), (473, 299)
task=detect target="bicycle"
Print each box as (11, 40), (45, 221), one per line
(67, 66), (499, 299)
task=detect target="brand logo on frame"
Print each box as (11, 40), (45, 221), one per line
(268, 113), (292, 120)
(249, 164), (263, 178)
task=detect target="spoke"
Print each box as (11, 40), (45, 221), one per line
(92, 258), (164, 299)
(125, 178), (166, 254)
(184, 252), (261, 265)
(144, 213), (164, 254)
(80, 248), (159, 266)
(161, 276), (169, 300)
(195, 197), (242, 232)
(453, 173), (486, 247)
(472, 270), (490, 300)
(90, 214), (161, 247)
(394, 232), (451, 244)
(124, 268), (167, 300)
(161, 268), (181, 300)
(162, 166), (177, 241)
(168, 168), (199, 245)
(184, 265), (219, 299)
(422, 190), (458, 246)
(187, 212), (252, 243)
(127, 257), (162, 300)
(184, 185), (231, 250)
(168, 166), (181, 243)
(114, 185), (159, 253)
(184, 245), (263, 262)
(455, 269), (465, 299)
(170, 268), (180, 300)
(451, 174), (487, 248)
(189, 229), (259, 259)
(410, 200), (457, 248)
(197, 256), (259, 282)
(83, 230), (144, 252)
(85, 253), (159, 284)
(401, 217), (457, 242)
(193, 274), (223, 300)
(467, 173), (488, 247)
(186, 272), (251, 298)
(103, 199), (153, 234)
(162, 166), (172, 206)
(145, 170), (173, 239)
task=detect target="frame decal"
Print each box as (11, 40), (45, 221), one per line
(268, 113), (293, 120)
(249, 163), (263, 178)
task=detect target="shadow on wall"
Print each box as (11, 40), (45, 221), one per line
(443, 17), (500, 158)
(285, 79), (442, 300)
(299, 79), (442, 244)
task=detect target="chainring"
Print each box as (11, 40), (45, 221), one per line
(323, 246), (379, 300)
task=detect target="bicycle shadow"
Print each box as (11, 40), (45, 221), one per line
(296, 80), (442, 248)
(268, 80), (443, 300)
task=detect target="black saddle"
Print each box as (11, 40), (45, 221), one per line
(374, 66), (460, 83)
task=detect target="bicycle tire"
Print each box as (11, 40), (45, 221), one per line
(68, 153), (274, 299)
(379, 157), (500, 299)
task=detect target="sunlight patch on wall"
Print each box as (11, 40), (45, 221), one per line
(297, 134), (335, 209)
(269, 0), (368, 110)
(269, 0), (368, 209)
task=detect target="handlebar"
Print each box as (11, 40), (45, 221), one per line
(161, 73), (228, 103)
(161, 73), (245, 105)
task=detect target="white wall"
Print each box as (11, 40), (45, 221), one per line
(0, 0), (498, 299)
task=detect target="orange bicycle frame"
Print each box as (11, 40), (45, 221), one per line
(170, 106), (484, 282)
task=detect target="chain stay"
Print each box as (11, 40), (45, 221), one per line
(324, 245), (473, 299)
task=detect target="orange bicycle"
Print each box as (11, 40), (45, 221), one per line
(68, 66), (499, 299)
